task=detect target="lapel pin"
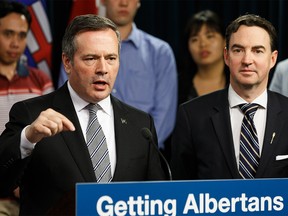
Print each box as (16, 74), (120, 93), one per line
(270, 132), (276, 144)
(121, 118), (127, 124)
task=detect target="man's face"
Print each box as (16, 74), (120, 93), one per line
(224, 25), (277, 93)
(63, 29), (120, 103)
(101, 0), (140, 27)
(0, 12), (28, 66)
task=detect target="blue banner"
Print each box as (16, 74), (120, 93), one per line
(76, 178), (288, 215)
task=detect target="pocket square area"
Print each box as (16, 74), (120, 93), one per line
(276, 155), (288, 161)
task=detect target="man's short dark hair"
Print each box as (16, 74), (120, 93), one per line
(0, 1), (32, 28)
(225, 14), (277, 52)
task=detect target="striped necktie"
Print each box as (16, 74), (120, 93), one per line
(238, 103), (260, 179)
(86, 103), (112, 182)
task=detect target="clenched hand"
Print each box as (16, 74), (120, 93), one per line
(25, 108), (75, 143)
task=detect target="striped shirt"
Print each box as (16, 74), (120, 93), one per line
(0, 64), (54, 133)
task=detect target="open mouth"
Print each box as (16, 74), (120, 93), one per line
(92, 80), (107, 90)
(94, 80), (106, 85)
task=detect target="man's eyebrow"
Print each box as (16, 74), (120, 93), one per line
(230, 44), (266, 50)
(80, 53), (118, 58)
(1, 29), (27, 35)
(230, 44), (244, 49)
(106, 53), (118, 57)
(251, 45), (266, 50)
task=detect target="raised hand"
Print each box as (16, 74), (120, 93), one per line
(25, 108), (75, 143)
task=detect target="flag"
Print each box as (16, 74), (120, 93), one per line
(14, 0), (52, 78)
(68, 0), (98, 22)
(58, 0), (102, 88)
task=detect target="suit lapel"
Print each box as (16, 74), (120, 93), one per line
(210, 90), (240, 178)
(109, 96), (130, 181)
(52, 84), (96, 182)
(256, 92), (283, 177)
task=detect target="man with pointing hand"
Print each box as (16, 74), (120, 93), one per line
(0, 14), (165, 215)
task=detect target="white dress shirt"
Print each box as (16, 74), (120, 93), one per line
(20, 82), (116, 176)
(228, 85), (267, 167)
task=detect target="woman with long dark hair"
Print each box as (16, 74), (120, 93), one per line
(178, 10), (229, 104)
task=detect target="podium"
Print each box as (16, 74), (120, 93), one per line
(76, 178), (288, 215)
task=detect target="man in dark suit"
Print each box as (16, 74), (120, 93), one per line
(170, 14), (288, 180)
(0, 14), (165, 215)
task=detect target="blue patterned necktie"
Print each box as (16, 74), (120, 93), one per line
(86, 103), (112, 182)
(238, 103), (260, 179)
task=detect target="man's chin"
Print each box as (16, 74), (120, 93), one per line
(92, 92), (110, 102)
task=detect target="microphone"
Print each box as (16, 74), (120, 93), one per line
(141, 127), (172, 181)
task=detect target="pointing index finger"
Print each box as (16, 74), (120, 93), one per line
(60, 115), (75, 131)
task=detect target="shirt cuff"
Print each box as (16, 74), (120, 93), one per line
(20, 126), (36, 159)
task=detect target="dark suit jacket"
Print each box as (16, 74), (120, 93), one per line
(171, 88), (288, 180)
(0, 83), (165, 215)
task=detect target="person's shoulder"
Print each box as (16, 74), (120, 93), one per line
(15, 84), (63, 106)
(277, 58), (288, 67)
(177, 89), (228, 121)
(26, 66), (54, 92)
(180, 89), (227, 109)
(27, 66), (51, 79)
(138, 28), (172, 50)
(268, 90), (288, 113)
(274, 58), (288, 74)
(269, 89), (288, 101)
(140, 29), (165, 43)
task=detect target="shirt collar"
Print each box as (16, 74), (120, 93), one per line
(67, 81), (112, 116)
(228, 84), (267, 109)
(122, 22), (140, 49)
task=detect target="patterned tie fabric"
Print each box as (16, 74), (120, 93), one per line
(238, 103), (260, 179)
(86, 103), (112, 182)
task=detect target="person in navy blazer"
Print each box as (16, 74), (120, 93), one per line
(0, 14), (165, 215)
(171, 14), (288, 180)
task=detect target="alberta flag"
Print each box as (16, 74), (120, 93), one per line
(58, 0), (103, 88)
(13, 0), (52, 78)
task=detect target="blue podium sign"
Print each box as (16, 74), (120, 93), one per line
(76, 178), (288, 215)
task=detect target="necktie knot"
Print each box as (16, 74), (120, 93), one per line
(239, 103), (259, 119)
(87, 103), (101, 114)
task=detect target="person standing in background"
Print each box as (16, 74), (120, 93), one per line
(170, 14), (288, 180)
(0, 1), (54, 133)
(178, 10), (229, 104)
(269, 58), (288, 97)
(0, 1), (54, 215)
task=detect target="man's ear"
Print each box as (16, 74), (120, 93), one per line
(269, 50), (278, 70)
(223, 47), (229, 66)
(62, 53), (72, 74)
(137, 1), (141, 8)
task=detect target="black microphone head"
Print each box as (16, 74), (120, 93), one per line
(141, 127), (152, 140)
